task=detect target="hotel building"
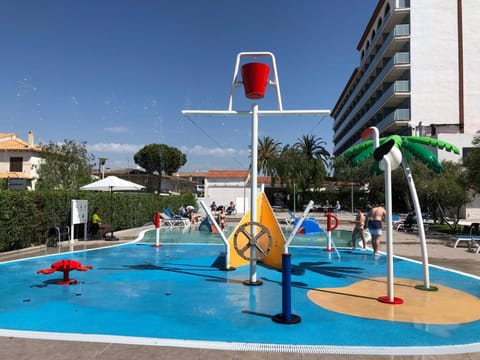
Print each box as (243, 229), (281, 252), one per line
(332, 0), (480, 161)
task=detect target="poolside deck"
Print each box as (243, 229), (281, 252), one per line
(0, 213), (478, 360)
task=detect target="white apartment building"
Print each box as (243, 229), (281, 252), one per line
(332, 0), (480, 160)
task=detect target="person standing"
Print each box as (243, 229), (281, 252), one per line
(217, 207), (226, 231)
(368, 204), (386, 256)
(351, 208), (366, 249)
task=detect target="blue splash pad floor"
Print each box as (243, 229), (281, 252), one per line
(1, 242), (479, 355)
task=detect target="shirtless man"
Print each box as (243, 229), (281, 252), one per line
(351, 208), (366, 249)
(368, 204), (386, 256)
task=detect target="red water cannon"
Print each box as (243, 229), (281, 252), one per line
(152, 211), (161, 229)
(37, 259), (93, 285)
(326, 213), (339, 232)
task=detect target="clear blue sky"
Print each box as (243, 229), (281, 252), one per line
(0, 0), (377, 172)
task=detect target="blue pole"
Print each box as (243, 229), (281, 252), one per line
(282, 253), (292, 321)
(272, 253), (301, 324)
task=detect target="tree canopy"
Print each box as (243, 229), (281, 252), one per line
(253, 134), (330, 206)
(294, 134), (330, 168)
(134, 144), (187, 175)
(463, 136), (480, 193)
(134, 144), (187, 193)
(35, 139), (94, 190)
(257, 136), (281, 176)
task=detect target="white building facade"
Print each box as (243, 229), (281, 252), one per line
(195, 170), (273, 214)
(332, 0), (480, 160)
(0, 131), (43, 190)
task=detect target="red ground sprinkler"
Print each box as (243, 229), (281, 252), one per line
(36, 259), (93, 285)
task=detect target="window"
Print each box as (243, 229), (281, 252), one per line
(9, 157), (23, 172)
(384, 3), (391, 17)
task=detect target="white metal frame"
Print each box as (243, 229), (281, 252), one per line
(182, 52), (330, 284)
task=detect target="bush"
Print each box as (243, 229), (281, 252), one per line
(0, 190), (197, 252)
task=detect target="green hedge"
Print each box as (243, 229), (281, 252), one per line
(0, 190), (197, 252)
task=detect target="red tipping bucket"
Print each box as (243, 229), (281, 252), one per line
(241, 62), (270, 99)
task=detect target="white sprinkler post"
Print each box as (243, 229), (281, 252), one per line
(402, 157), (434, 291)
(284, 201), (314, 254)
(365, 127), (403, 304)
(199, 200), (233, 270)
(384, 156), (395, 302)
(249, 103), (259, 283)
(182, 52), (330, 285)
(364, 127), (435, 292)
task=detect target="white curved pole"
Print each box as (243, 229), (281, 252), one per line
(284, 200), (314, 254)
(402, 157), (431, 289)
(200, 200), (230, 269)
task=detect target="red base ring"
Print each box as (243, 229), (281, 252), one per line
(377, 296), (404, 304)
(57, 279), (78, 285)
(323, 248), (335, 252)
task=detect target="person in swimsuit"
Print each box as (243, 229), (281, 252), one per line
(217, 207), (226, 231)
(351, 208), (366, 249)
(368, 204), (386, 256)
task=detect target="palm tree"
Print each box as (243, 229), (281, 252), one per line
(344, 134), (459, 174)
(294, 134), (330, 168)
(344, 129), (460, 291)
(257, 136), (282, 176)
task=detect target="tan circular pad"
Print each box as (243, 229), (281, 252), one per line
(307, 277), (480, 324)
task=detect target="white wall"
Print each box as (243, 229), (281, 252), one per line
(0, 151), (43, 190)
(434, 133), (474, 162)
(462, 0), (480, 134)
(464, 194), (480, 221)
(203, 177), (266, 214)
(410, 1), (459, 128)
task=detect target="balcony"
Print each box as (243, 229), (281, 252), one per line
(377, 108), (411, 134)
(334, 56), (410, 138)
(335, 24), (410, 128)
(334, 81), (410, 149)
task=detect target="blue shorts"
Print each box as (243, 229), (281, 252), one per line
(368, 220), (382, 236)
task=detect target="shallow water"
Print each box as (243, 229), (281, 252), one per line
(0, 228), (478, 355)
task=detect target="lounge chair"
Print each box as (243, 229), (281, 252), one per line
(452, 235), (473, 249)
(452, 223), (479, 251)
(392, 214), (401, 228)
(161, 209), (190, 227)
(285, 210), (296, 225)
(469, 236), (480, 254)
(468, 223), (480, 253)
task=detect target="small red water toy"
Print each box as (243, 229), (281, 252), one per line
(36, 259), (93, 285)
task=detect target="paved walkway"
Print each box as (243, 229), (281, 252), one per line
(0, 214), (478, 360)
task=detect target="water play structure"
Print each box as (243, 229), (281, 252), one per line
(324, 212), (340, 254)
(288, 211), (322, 234)
(182, 51), (330, 282)
(183, 52), (330, 323)
(152, 211), (162, 248)
(344, 127), (460, 299)
(36, 259), (93, 285)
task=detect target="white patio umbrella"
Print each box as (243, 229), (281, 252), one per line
(80, 176), (145, 240)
